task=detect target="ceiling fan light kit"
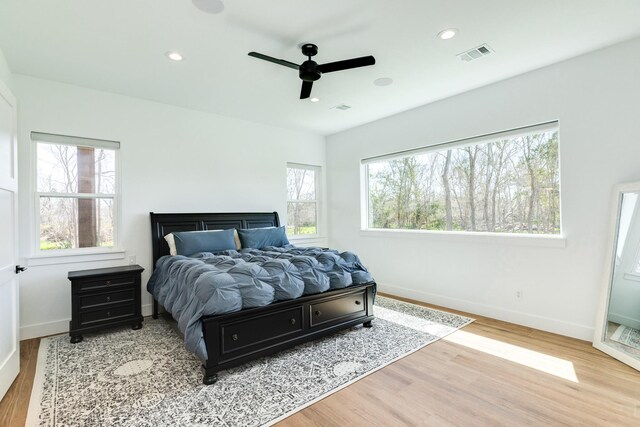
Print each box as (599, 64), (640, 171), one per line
(248, 43), (375, 100)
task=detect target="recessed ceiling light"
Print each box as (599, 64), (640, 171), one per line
(166, 51), (183, 61)
(437, 28), (458, 40)
(310, 97), (320, 103)
(374, 77), (393, 87)
(192, 0), (225, 14)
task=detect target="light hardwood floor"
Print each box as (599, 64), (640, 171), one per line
(2, 294), (640, 426)
(0, 338), (40, 427)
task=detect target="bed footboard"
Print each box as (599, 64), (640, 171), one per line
(200, 282), (376, 384)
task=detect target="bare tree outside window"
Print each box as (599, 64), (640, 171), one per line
(366, 130), (560, 234)
(36, 141), (117, 250)
(287, 165), (319, 236)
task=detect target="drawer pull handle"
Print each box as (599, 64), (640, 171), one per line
(290, 318), (296, 325)
(106, 280), (111, 286)
(355, 300), (361, 305)
(106, 296), (111, 302)
(315, 310), (322, 316)
(232, 334), (238, 341)
(106, 311), (111, 317)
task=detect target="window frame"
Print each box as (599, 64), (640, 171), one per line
(286, 163), (321, 238)
(31, 132), (122, 257)
(360, 122), (562, 238)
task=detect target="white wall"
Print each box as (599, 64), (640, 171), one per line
(326, 37), (640, 340)
(0, 47), (12, 90)
(14, 75), (327, 339)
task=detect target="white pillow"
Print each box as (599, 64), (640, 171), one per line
(164, 233), (178, 256)
(164, 229), (241, 255)
(232, 229), (242, 250)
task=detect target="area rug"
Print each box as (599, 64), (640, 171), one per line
(611, 324), (640, 350)
(26, 296), (473, 427)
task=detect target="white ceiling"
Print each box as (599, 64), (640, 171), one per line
(1, 0), (640, 135)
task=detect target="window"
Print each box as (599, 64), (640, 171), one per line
(33, 132), (119, 251)
(287, 164), (319, 236)
(363, 123), (560, 235)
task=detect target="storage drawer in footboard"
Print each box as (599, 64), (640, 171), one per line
(221, 307), (304, 354)
(309, 289), (367, 328)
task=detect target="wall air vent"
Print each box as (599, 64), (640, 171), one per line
(457, 44), (493, 62)
(331, 104), (352, 111)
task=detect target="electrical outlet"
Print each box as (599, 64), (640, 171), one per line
(516, 290), (523, 300)
(129, 255), (136, 265)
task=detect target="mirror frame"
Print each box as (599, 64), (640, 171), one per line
(593, 181), (640, 371)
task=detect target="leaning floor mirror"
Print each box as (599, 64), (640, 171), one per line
(594, 181), (640, 371)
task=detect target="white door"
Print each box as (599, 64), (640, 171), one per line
(0, 79), (19, 401)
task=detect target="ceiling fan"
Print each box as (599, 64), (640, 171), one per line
(248, 43), (376, 100)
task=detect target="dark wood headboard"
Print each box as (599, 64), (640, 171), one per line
(149, 211), (280, 268)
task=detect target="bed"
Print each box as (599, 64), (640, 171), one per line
(149, 211), (376, 385)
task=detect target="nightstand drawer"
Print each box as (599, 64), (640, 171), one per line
(79, 289), (134, 309)
(79, 304), (135, 326)
(76, 276), (134, 292)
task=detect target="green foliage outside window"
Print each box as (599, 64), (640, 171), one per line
(367, 131), (560, 234)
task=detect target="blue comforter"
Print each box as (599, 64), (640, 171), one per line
(147, 246), (374, 359)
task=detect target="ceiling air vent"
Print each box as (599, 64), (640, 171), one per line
(331, 104), (352, 111)
(457, 44), (493, 62)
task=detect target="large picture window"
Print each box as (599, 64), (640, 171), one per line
(287, 163), (319, 236)
(364, 123), (560, 235)
(33, 132), (119, 251)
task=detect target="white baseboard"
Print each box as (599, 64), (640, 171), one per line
(20, 304), (155, 340)
(21, 289), (596, 342)
(20, 319), (69, 340)
(608, 312), (640, 331)
(377, 283), (594, 341)
(141, 303), (153, 318)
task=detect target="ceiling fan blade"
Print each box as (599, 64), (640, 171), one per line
(317, 55), (375, 73)
(248, 52), (299, 70)
(300, 81), (313, 99)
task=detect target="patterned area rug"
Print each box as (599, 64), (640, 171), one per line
(27, 296), (473, 426)
(611, 324), (640, 350)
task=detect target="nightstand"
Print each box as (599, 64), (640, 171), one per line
(68, 264), (144, 343)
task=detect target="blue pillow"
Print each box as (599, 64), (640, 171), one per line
(237, 226), (290, 249)
(173, 229), (237, 256)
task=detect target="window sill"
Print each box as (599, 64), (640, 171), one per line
(360, 228), (566, 248)
(26, 249), (126, 267)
